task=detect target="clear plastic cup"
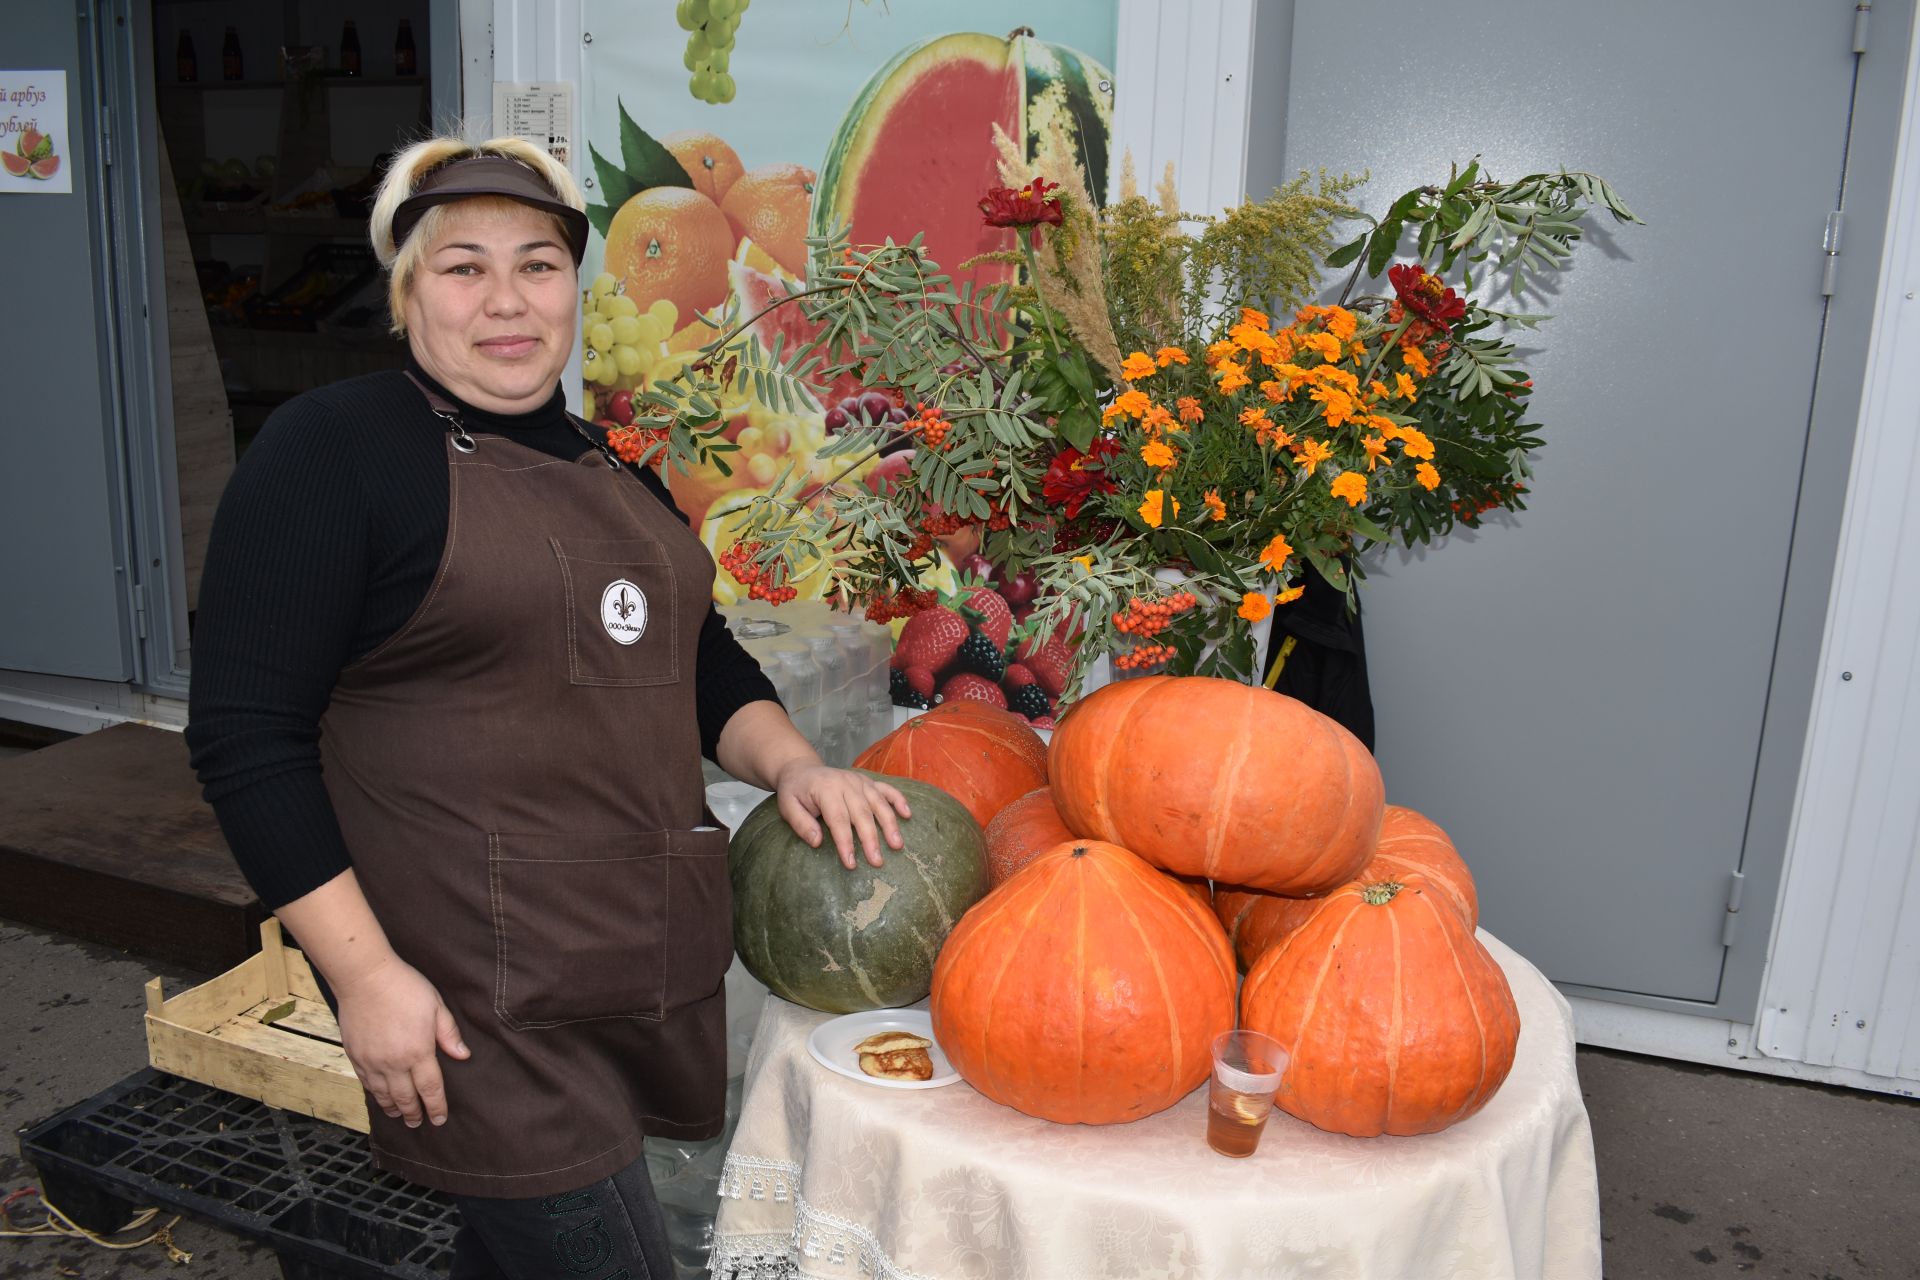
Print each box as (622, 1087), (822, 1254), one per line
(1206, 1030), (1288, 1157)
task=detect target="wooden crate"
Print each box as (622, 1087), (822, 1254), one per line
(144, 919), (369, 1133)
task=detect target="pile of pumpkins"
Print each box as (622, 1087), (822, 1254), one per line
(727, 675), (1521, 1139)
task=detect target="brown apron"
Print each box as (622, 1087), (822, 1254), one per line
(317, 391), (733, 1198)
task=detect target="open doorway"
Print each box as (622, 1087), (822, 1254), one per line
(146, 0), (440, 616)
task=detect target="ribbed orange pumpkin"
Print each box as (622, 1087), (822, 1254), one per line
(982, 786), (1075, 887)
(1049, 676), (1383, 895)
(930, 840), (1236, 1125)
(1240, 873), (1520, 1137)
(854, 702), (1048, 828)
(1215, 804), (1478, 969)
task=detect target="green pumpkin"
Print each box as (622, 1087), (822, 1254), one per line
(729, 771), (989, 1013)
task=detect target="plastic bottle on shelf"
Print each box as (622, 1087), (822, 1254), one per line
(805, 635), (850, 767)
(176, 30), (198, 83)
(339, 20), (361, 76)
(770, 648), (823, 749)
(221, 27), (242, 82)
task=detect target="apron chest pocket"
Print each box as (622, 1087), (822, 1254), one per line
(551, 537), (679, 687)
(488, 828), (734, 1030)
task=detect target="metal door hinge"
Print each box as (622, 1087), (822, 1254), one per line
(1720, 869), (1746, 947)
(1853, 2), (1871, 54)
(1821, 211), (1844, 296)
(132, 583), (148, 639)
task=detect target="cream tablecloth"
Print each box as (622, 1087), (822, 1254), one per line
(709, 932), (1600, 1280)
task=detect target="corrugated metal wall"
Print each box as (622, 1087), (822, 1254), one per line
(1758, 13), (1920, 1083)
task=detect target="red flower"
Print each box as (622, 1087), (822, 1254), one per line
(1042, 437), (1121, 518)
(1387, 263), (1467, 329)
(980, 177), (1065, 241)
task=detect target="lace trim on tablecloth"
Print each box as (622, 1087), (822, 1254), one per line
(714, 1154), (934, 1280)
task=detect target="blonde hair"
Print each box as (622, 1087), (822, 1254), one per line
(370, 135), (586, 335)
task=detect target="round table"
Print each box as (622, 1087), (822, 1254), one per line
(709, 931), (1600, 1280)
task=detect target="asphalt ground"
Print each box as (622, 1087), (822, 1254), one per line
(4, 920), (1917, 1279)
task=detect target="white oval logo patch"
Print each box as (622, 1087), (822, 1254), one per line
(600, 579), (648, 645)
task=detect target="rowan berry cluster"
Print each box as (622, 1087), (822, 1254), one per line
(718, 541), (797, 604)
(1112, 592), (1198, 637)
(911, 404), (952, 450)
(863, 587), (936, 623)
(605, 425), (668, 465)
(1113, 642), (1177, 671)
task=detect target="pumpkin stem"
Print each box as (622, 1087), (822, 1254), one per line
(1006, 26), (1036, 40)
(1069, 844), (1091, 858)
(1360, 880), (1404, 906)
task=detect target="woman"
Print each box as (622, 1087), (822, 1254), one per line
(186, 135), (908, 1279)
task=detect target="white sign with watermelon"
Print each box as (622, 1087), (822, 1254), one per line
(0, 69), (70, 195)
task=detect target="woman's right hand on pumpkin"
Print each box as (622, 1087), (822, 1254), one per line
(333, 952), (470, 1128)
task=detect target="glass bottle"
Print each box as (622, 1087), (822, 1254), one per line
(339, 20), (362, 76)
(221, 27), (242, 82)
(175, 30), (198, 83)
(394, 19), (416, 77)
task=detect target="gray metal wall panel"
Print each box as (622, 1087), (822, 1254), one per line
(1274, 0), (1873, 1003)
(0, 0), (133, 681)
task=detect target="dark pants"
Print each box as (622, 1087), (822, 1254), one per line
(448, 1156), (674, 1280)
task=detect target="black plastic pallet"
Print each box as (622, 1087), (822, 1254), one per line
(17, 1068), (456, 1279)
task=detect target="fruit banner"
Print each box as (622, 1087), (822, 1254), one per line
(0, 70), (71, 194)
(577, 0), (1118, 605)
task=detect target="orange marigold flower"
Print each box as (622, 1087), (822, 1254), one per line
(1326, 307), (1358, 342)
(1141, 402), (1175, 433)
(1102, 388), (1152, 423)
(1217, 361), (1252, 394)
(1121, 351), (1159, 381)
(1240, 307), (1270, 331)
(1402, 345), (1432, 378)
(1206, 339), (1238, 366)
(1363, 434), (1390, 471)
(1140, 440), (1176, 469)
(1311, 385), (1356, 428)
(1203, 489), (1227, 522)
(1395, 371), (1419, 402)
(1275, 583), (1306, 606)
(1295, 438), (1333, 476)
(1330, 470), (1368, 507)
(1308, 365), (1360, 395)
(1369, 379), (1391, 401)
(1258, 532), (1294, 573)
(1155, 346), (1191, 367)
(1300, 331), (1342, 362)
(1259, 379), (1291, 404)
(1137, 489), (1168, 528)
(1176, 396), (1205, 424)
(1398, 427), (1436, 460)
(1368, 414), (1401, 438)
(1239, 406), (1270, 431)
(1350, 341), (1368, 359)
(1416, 461), (1442, 490)
(1239, 591), (1272, 623)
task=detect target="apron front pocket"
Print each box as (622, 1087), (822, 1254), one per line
(490, 829), (678, 1029)
(664, 826), (735, 1010)
(550, 537), (679, 687)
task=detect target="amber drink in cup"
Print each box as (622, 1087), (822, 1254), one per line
(1206, 1030), (1288, 1157)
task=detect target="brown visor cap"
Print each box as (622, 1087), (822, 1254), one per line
(392, 154), (590, 264)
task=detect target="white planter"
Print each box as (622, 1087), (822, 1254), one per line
(1079, 569), (1276, 697)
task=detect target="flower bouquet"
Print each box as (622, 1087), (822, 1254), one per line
(626, 126), (1637, 711)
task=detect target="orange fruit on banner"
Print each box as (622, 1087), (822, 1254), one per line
(720, 163), (817, 280)
(659, 129), (745, 204)
(604, 187), (736, 326)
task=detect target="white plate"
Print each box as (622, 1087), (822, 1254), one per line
(806, 1008), (960, 1089)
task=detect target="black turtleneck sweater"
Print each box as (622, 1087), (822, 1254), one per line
(185, 357), (777, 910)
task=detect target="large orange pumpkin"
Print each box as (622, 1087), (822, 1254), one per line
(1215, 804), (1478, 970)
(930, 840), (1236, 1125)
(1049, 676), (1383, 895)
(1240, 873), (1519, 1137)
(854, 702), (1047, 828)
(982, 786), (1075, 887)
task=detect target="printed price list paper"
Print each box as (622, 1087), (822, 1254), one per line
(493, 82), (575, 171)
